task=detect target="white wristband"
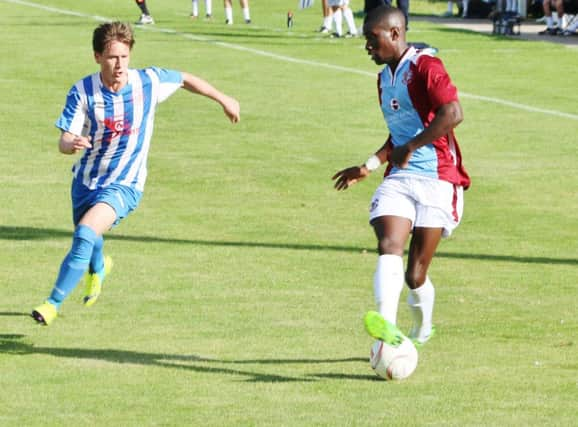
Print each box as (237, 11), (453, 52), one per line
(364, 155), (381, 172)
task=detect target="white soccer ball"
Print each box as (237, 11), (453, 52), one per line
(370, 337), (418, 380)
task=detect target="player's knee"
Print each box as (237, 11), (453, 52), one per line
(405, 268), (426, 289)
(376, 238), (404, 256)
(68, 225), (97, 269)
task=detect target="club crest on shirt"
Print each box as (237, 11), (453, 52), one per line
(402, 70), (413, 85)
(390, 98), (400, 111)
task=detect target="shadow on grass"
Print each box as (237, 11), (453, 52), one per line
(308, 373), (381, 381)
(2, 225), (577, 266)
(0, 334), (372, 383)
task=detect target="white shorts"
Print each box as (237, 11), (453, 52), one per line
(368, 174), (464, 237)
(328, 0), (349, 7)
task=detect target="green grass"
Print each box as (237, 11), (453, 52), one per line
(1, 0), (577, 425)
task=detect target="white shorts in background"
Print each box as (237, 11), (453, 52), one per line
(328, 0), (349, 7)
(368, 174), (464, 237)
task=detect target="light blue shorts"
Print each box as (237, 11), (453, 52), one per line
(71, 181), (143, 226)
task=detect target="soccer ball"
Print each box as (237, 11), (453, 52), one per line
(370, 337), (418, 380)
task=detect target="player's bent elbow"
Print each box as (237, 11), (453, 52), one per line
(451, 101), (464, 126)
(441, 101), (463, 129)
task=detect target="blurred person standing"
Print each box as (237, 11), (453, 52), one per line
(318, 0), (333, 33)
(134, 0), (154, 24)
(224, 0), (251, 24)
(191, 0), (213, 19)
(328, 0), (358, 37)
(538, 0), (566, 34)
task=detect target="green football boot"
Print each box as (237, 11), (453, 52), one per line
(363, 311), (404, 347)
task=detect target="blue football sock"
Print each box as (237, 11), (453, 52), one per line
(48, 225), (97, 309)
(90, 235), (104, 274)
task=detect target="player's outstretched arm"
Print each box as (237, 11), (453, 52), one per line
(58, 131), (92, 155)
(181, 72), (240, 123)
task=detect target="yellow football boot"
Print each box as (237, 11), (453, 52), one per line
(83, 256), (113, 307)
(31, 301), (58, 325)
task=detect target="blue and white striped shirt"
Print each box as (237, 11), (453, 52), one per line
(56, 67), (183, 192)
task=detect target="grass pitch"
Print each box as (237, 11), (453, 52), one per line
(0, 0), (576, 425)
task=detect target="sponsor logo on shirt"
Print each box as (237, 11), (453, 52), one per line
(103, 117), (139, 139)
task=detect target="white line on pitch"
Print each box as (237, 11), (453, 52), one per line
(3, 0), (578, 120)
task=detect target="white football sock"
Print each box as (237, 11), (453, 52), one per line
(323, 15), (332, 30)
(205, 0), (212, 15)
(407, 277), (435, 341)
(332, 9), (343, 36)
(447, 1), (453, 13)
(561, 13), (568, 29)
(373, 254), (404, 325)
(242, 7), (251, 21)
(225, 6), (233, 23)
(342, 8), (357, 35)
(192, 0), (198, 16)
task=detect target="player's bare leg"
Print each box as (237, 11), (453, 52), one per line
(406, 227), (443, 345)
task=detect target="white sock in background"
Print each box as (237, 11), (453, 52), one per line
(191, 0), (198, 16)
(407, 277), (435, 342)
(342, 8), (357, 35)
(205, 0), (212, 16)
(242, 7), (251, 22)
(332, 9), (343, 36)
(373, 254), (405, 325)
(225, 6), (233, 23)
(561, 13), (569, 29)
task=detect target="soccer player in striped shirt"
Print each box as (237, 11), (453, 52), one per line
(31, 21), (240, 325)
(332, 6), (470, 347)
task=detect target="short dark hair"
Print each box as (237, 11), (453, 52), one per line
(364, 0), (388, 14)
(92, 22), (135, 54)
(363, 5), (404, 29)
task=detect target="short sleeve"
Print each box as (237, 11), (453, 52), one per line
(148, 67), (183, 104)
(55, 84), (88, 136)
(416, 55), (458, 111)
